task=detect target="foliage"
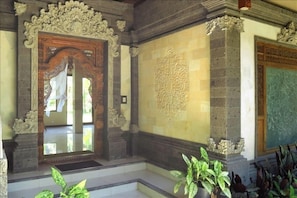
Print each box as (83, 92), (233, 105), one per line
(35, 167), (90, 198)
(170, 147), (231, 198)
(256, 145), (297, 198)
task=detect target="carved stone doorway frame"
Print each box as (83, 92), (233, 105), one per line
(17, 0), (123, 164)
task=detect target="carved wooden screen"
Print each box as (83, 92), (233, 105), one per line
(257, 40), (297, 155)
(38, 32), (105, 161)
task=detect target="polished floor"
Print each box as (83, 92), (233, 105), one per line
(44, 124), (94, 155)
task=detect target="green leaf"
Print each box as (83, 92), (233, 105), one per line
(213, 160), (219, 173)
(173, 180), (183, 193)
(205, 176), (215, 185)
(201, 161), (209, 172)
(170, 170), (184, 179)
(74, 191), (90, 198)
(206, 169), (215, 177)
(188, 182), (198, 198)
(186, 171), (193, 185)
(219, 171), (229, 177)
(68, 179), (87, 195)
(218, 177), (226, 190)
(35, 190), (54, 198)
(222, 187), (232, 198)
(182, 154), (191, 166)
(51, 167), (66, 190)
(201, 181), (213, 194)
(290, 186), (297, 197)
(200, 147), (209, 162)
(222, 174), (231, 186)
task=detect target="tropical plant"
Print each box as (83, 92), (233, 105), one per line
(255, 145), (297, 198)
(170, 147), (231, 198)
(35, 167), (89, 198)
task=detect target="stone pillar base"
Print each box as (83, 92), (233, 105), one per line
(13, 134), (38, 173)
(0, 151), (8, 198)
(104, 127), (127, 160)
(225, 155), (249, 185)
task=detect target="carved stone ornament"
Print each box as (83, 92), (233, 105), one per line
(108, 108), (127, 128)
(206, 15), (244, 35)
(0, 153), (7, 198)
(0, 153), (7, 175)
(24, 0), (119, 57)
(14, 2), (27, 16)
(129, 46), (139, 57)
(277, 22), (297, 45)
(207, 138), (245, 155)
(155, 49), (189, 119)
(116, 19), (126, 32)
(12, 111), (38, 134)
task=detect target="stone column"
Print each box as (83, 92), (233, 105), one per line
(73, 68), (83, 134)
(206, 15), (249, 184)
(0, 152), (8, 198)
(129, 46), (140, 156)
(104, 48), (128, 160)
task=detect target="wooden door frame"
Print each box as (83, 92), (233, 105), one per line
(38, 33), (105, 162)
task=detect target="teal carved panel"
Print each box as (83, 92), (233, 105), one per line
(266, 66), (297, 149)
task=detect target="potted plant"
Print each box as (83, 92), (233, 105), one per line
(35, 167), (90, 198)
(170, 147), (231, 198)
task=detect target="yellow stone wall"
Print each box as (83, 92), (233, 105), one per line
(0, 31), (17, 140)
(138, 24), (210, 144)
(120, 45), (131, 131)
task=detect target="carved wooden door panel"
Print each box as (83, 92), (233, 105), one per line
(38, 33), (105, 161)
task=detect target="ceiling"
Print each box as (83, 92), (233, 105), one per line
(115, 0), (297, 12)
(266, 0), (297, 12)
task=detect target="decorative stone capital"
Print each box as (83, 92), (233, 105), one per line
(13, 110), (38, 134)
(207, 138), (244, 155)
(129, 46), (139, 57)
(206, 15), (244, 35)
(117, 19), (126, 32)
(23, 0), (119, 57)
(14, 2), (27, 16)
(108, 108), (126, 128)
(277, 22), (297, 45)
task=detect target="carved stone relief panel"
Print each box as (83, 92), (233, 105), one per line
(155, 49), (189, 119)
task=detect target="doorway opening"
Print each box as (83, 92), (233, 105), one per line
(44, 76), (94, 155)
(38, 32), (105, 162)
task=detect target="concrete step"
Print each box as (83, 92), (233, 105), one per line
(8, 162), (183, 198)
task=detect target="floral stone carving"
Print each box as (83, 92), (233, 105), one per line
(207, 138), (244, 155)
(155, 49), (189, 119)
(12, 111), (38, 134)
(277, 21), (297, 45)
(108, 108), (126, 128)
(24, 0), (119, 57)
(14, 2), (27, 16)
(206, 15), (244, 35)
